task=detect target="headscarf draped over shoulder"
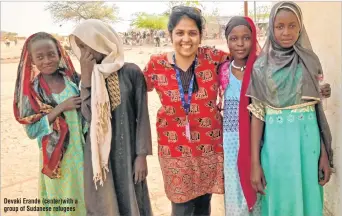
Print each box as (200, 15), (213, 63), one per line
(246, 1), (333, 166)
(13, 32), (79, 179)
(69, 19), (125, 188)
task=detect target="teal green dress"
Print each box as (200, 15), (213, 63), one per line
(25, 77), (86, 216)
(262, 105), (323, 216)
(250, 65), (323, 216)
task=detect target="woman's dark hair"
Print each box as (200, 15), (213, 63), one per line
(167, 6), (205, 36)
(27, 32), (60, 57)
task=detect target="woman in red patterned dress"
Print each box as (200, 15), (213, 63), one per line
(143, 6), (228, 216)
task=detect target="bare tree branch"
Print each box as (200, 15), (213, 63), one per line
(45, 1), (119, 24)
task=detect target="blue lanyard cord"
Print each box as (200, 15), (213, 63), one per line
(173, 54), (197, 115)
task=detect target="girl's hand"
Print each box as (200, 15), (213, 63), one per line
(320, 83), (331, 98)
(319, 147), (332, 186)
(251, 163), (266, 195)
(60, 96), (82, 111)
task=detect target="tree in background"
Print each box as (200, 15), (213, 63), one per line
(131, 0), (204, 30)
(130, 12), (168, 45)
(45, 1), (120, 24)
(130, 12), (168, 30)
(130, 1), (226, 44)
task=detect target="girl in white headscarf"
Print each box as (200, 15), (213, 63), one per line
(69, 19), (153, 216)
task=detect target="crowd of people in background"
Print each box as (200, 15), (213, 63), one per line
(121, 29), (168, 47)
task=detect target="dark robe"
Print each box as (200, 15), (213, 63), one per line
(81, 62), (153, 216)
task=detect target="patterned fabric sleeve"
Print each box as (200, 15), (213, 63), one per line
(24, 115), (53, 141)
(205, 46), (229, 64)
(247, 99), (265, 121)
(142, 56), (155, 92)
(217, 49), (229, 64)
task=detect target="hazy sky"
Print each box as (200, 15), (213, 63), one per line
(1, 1), (271, 36)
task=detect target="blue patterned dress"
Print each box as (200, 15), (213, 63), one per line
(222, 64), (261, 216)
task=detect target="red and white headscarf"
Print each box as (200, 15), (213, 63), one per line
(13, 32), (79, 179)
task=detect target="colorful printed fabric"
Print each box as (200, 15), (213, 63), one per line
(13, 33), (80, 179)
(36, 78), (86, 216)
(143, 47), (228, 203)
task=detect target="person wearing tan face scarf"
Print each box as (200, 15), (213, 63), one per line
(70, 19), (153, 216)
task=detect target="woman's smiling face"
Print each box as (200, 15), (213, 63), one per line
(171, 16), (201, 58)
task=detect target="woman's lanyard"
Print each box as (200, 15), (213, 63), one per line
(173, 54), (197, 141)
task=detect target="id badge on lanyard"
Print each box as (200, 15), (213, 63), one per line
(185, 115), (190, 140)
(173, 54), (197, 141)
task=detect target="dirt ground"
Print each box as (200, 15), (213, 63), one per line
(1, 39), (229, 215)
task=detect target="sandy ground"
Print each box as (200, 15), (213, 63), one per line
(1, 39), (230, 215)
